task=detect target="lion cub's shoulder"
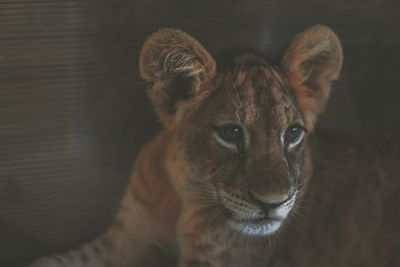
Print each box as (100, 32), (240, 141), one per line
(272, 132), (400, 267)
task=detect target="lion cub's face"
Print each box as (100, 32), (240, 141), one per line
(140, 26), (342, 236)
(182, 55), (305, 235)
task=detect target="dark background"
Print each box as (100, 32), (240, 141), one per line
(1, 0), (399, 266)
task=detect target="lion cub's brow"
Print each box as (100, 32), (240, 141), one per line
(219, 54), (300, 126)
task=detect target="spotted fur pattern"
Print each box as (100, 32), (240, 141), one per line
(28, 25), (343, 267)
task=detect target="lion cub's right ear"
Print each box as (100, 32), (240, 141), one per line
(139, 29), (216, 126)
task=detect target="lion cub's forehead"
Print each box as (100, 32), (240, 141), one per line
(215, 52), (299, 125)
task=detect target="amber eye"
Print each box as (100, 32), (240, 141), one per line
(284, 125), (304, 147)
(214, 124), (244, 147)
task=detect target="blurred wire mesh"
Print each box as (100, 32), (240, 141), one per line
(1, 0), (399, 266)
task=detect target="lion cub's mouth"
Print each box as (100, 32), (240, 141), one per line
(218, 189), (297, 236)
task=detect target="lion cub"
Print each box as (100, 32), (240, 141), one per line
(29, 25), (343, 267)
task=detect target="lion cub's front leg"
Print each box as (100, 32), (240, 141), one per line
(176, 201), (271, 267)
(178, 230), (271, 267)
(177, 204), (226, 267)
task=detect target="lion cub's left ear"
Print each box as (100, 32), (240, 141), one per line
(139, 29), (216, 126)
(282, 25), (343, 130)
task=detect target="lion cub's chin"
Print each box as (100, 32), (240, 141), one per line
(226, 194), (297, 237)
(228, 217), (283, 236)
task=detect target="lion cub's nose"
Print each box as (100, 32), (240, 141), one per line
(250, 191), (290, 206)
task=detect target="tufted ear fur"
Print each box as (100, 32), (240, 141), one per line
(139, 29), (216, 126)
(282, 25), (343, 130)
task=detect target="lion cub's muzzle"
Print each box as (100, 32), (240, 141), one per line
(218, 188), (297, 236)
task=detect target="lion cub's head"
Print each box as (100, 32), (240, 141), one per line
(139, 25), (342, 236)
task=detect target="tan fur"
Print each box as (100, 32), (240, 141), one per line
(282, 25), (343, 130)
(139, 29), (216, 126)
(28, 25), (345, 267)
(270, 134), (400, 267)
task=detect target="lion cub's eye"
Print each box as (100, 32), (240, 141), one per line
(284, 125), (304, 148)
(213, 124), (244, 149)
